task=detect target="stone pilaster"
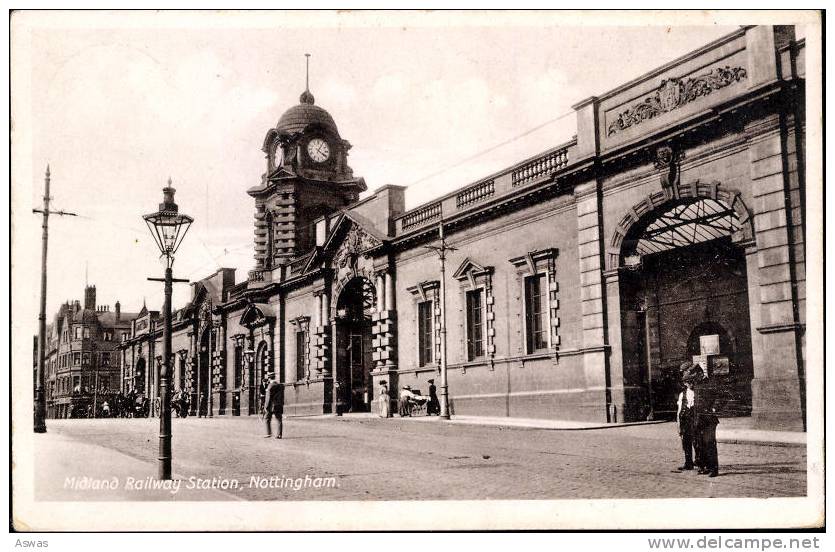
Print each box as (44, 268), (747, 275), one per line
(746, 117), (805, 430)
(575, 180), (612, 422)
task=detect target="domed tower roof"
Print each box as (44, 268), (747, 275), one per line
(275, 90), (340, 137)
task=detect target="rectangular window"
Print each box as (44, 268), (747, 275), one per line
(72, 376), (80, 391)
(466, 289), (484, 361)
(417, 300), (433, 367)
(525, 273), (548, 353)
(73, 353), (81, 365)
(100, 352), (110, 365)
(74, 327), (81, 339)
(83, 327), (90, 339)
(234, 347), (243, 388)
(296, 330), (307, 381)
(82, 352), (91, 366)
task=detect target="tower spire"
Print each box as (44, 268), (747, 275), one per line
(305, 53), (310, 91)
(300, 54), (314, 105)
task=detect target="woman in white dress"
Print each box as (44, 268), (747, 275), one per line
(378, 380), (391, 418)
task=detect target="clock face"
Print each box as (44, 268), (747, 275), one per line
(306, 138), (331, 163)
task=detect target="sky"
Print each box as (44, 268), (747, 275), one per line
(10, 11), (810, 326)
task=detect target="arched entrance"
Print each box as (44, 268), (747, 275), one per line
(614, 188), (755, 421)
(198, 329), (210, 417)
(335, 277), (376, 413)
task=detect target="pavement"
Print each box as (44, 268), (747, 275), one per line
(398, 413), (807, 447)
(29, 414), (807, 504)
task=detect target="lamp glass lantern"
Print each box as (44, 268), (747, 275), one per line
(143, 183), (194, 265)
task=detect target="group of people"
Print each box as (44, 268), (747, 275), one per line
(376, 379), (440, 418)
(675, 360), (724, 478)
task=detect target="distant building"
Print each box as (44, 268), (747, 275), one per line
(38, 285), (138, 418)
(121, 26), (807, 430)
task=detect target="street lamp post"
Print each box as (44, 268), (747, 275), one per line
(424, 220), (456, 420)
(143, 181), (193, 480)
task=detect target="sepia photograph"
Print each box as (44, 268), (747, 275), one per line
(9, 9), (824, 533)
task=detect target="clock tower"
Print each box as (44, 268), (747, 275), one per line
(248, 67), (366, 270)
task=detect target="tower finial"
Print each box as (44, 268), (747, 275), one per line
(45, 164), (50, 178)
(300, 54), (315, 105)
(305, 53), (310, 91)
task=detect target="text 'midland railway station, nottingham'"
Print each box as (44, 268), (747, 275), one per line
(45, 25), (806, 432)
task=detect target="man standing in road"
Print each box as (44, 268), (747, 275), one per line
(692, 364), (723, 477)
(263, 372), (284, 439)
(676, 366), (699, 471)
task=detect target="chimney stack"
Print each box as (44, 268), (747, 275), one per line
(84, 285), (96, 311)
(115, 301), (121, 321)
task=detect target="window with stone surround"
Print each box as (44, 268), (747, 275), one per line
(233, 344), (243, 389)
(73, 352), (81, 365)
(509, 248), (560, 356)
(525, 273), (548, 353)
(407, 281), (441, 370)
(417, 300), (434, 367)
(466, 289), (485, 361)
(452, 259), (496, 364)
(74, 326), (81, 339)
(296, 329), (307, 381)
(290, 317), (310, 382)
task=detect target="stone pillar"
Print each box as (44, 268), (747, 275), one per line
(603, 269), (628, 422)
(315, 294), (322, 327)
(575, 181), (612, 423)
(241, 331), (255, 416)
(376, 274), (386, 311)
(385, 272), (395, 314)
(746, 118), (805, 430)
(330, 312), (338, 415)
(371, 267), (398, 417)
(321, 292), (330, 327)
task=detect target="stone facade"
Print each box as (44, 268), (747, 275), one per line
(119, 26), (807, 431)
(39, 285), (138, 418)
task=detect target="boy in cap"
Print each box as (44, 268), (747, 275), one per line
(676, 363), (699, 471)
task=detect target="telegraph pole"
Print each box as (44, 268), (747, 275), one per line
(33, 165), (77, 432)
(424, 219), (456, 419)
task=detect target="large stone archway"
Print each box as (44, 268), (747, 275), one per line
(333, 276), (377, 413)
(607, 179), (754, 271)
(608, 181), (756, 422)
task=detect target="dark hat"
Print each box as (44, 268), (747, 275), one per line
(379, 380), (387, 385)
(427, 379), (435, 384)
(682, 366), (702, 384)
(403, 385), (411, 390)
(679, 361), (694, 373)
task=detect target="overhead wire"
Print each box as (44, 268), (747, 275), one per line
(404, 108), (576, 189)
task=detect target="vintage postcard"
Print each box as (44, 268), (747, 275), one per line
(10, 9), (824, 531)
